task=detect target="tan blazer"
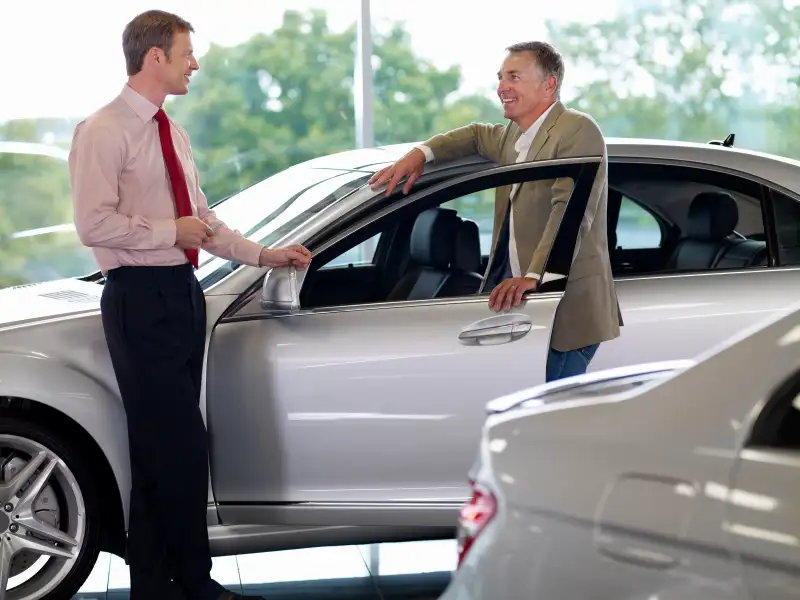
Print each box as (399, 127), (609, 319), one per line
(423, 101), (622, 351)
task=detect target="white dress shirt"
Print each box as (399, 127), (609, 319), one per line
(506, 103), (554, 279)
(418, 103), (560, 282)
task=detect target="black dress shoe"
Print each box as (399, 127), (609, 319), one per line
(216, 591), (266, 600)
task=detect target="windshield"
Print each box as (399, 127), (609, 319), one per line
(0, 143), (372, 291)
(195, 167), (371, 285)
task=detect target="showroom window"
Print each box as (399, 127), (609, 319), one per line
(0, 0), (356, 289)
(5, 0), (800, 292)
(0, 147), (97, 287)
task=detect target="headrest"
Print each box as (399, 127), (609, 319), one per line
(687, 191), (739, 240)
(452, 219), (482, 273)
(410, 208), (460, 268)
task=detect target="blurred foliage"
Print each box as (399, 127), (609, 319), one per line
(166, 9), (501, 202)
(3, 2), (800, 287)
(545, 0), (800, 151)
(0, 152), (95, 287)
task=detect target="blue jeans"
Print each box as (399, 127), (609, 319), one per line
(546, 343), (600, 382)
(496, 259), (599, 382)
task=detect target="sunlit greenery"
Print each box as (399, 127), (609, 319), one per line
(3, 2), (800, 286)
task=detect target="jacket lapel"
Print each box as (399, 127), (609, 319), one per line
(524, 101), (565, 162)
(509, 102), (566, 205)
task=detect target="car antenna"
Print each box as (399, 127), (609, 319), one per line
(709, 133), (735, 147)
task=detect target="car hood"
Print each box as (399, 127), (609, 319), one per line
(0, 278), (102, 328)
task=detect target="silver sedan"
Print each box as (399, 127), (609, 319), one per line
(443, 297), (800, 599)
(1, 135), (800, 599)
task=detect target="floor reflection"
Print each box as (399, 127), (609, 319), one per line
(73, 539), (456, 599)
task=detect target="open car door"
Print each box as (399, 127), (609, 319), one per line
(206, 155), (603, 527)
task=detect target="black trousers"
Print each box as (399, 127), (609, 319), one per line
(101, 264), (223, 600)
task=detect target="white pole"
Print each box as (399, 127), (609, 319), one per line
(354, 0), (374, 149)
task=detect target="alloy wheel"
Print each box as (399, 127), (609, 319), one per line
(0, 434), (85, 600)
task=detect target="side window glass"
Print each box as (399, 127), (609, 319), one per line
(771, 190), (800, 266)
(300, 169), (582, 310)
(611, 164), (770, 275)
(442, 188), (494, 256)
(320, 233), (381, 269)
(616, 196), (662, 250)
(0, 148), (97, 288)
(747, 369), (800, 451)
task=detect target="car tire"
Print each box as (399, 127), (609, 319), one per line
(0, 413), (103, 600)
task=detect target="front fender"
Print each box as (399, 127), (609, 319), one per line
(0, 351), (131, 524)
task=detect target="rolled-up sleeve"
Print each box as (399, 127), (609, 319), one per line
(69, 122), (177, 250)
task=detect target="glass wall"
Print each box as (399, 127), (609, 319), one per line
(3, 0), (800, 287)
(0, 0), (354, 287)
(371, 0), (800, 152)
(370, 0), (800, 245)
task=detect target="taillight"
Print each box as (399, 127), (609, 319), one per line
(456, 480), (497, 568)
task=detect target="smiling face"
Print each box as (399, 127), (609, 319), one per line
(152, 30), (199, 96)
(122, 10), (198, 100)
(497, 50), (558, 131)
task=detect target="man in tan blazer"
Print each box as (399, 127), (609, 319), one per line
(369, 41), (622, 381)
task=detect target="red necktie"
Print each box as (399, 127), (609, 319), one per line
(154, 108), (198, 269)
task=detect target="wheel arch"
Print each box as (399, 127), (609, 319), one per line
(0, 352), (130, 555)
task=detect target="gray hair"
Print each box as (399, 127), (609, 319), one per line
(122, 10), (194, 76)
(506, 41), (564, 98)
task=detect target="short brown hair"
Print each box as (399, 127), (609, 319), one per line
(506, 41), (565, 98)
(122, 10), (194, 76)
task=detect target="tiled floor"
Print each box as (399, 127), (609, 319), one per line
(72, 539), (456, 599)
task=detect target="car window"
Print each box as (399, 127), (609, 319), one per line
(299, 161), (591, 310)
(196, 170), (371, 287)
(616, 196), (663, 250)
(322, 233), (381, 268)
(0, 146), (97, 288)
(609, 162), (769, 276)
(770, 190), (800, 267)
(310, 186), (501, 284)
(442, 188), (494, 256)
(746, 367), (800, 451)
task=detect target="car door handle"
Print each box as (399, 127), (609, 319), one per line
(458, 314), (532, 346)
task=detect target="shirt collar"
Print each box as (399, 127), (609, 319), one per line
(119, 84), (160, 123)
(514, 102), (556, 153)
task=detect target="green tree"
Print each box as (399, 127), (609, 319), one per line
(0, 9), (502, 287)
(545, 0), (800, 156)
(168, 9), (502, 203)
(0, 151), (95, 287)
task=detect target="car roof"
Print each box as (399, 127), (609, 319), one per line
(317, 137), (800, 197)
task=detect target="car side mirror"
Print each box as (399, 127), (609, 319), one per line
(260, 265), (305, 314)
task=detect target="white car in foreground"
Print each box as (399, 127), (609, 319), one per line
(442, 303), (800, 599)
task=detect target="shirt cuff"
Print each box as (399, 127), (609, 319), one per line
(417, 145), (434, 163)
(243, 240), (266, 267)
(152, 218), (178, 249)
(525, 272), (566, 283)
(203, 229), (265, 267)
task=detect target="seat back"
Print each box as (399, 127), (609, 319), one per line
(669, 191), (766, 270)
(437, 218), (483, 297)
(386, 208), (461, 301)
